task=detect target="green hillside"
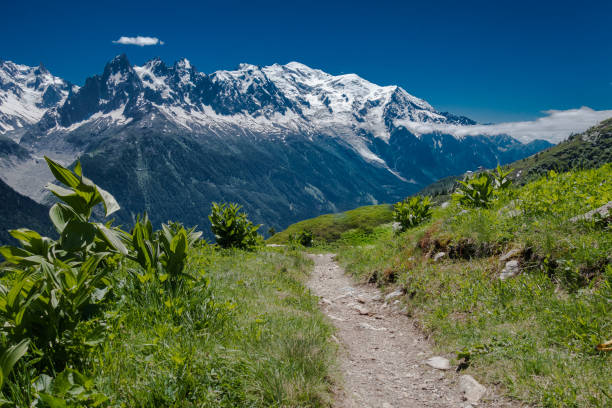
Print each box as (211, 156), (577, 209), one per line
(270, 118), (612, 244)
(335, 163), (612, 406)
(418, 117), (612, 199)
(267, 204), (393, 245)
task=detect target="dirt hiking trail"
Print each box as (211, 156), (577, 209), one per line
(306, 253), (520, 408)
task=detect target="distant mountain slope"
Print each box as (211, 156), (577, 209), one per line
(417, 117), (612, 198)
(0, 60), (75, 137)
(0, 178), (54, 246)
(1, 55), (551, 237)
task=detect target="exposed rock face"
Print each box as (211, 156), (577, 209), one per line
(499, 248), (521, 263)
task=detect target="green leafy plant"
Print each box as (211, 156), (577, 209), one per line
(0, 339), (29, 390)
(36, 368), (109, 407)
(158, 222), (201, 285)
(0, 157), (125, 372)
(492, 165), (513, 190)
(393, 196), (433, 232)
(128, 216), (202, 286)
(453, 174), (495, 208)
(209, 203), (261, 250)
(287, 230), (314, 248)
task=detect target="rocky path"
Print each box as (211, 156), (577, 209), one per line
(306, 253), (519, 408)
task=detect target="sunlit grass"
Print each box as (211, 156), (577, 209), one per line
(94, 247), (336, 407)
(334, 164), (612, 407)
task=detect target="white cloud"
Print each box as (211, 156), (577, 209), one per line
(396, 107), (612, 144)
(112, 36), (165, 46)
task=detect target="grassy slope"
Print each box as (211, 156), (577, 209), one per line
(417, 117), (612, 200)
(270, 118), (612, 245)
(89, 248), (335, 407)
(267, 204), (393, 244)
(335, 164), (612, 407)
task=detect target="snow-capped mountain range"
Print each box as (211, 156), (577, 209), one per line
(0, 55), (550, 235)
(0, 60), (78, 134)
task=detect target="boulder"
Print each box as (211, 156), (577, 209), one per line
(384, 289), (404, 301)
(458, 375), (486, 403)
(433, 252), (447, 262)
(355, 305), (371, 315)
(499, 260), (520, 280)
(499, 248), (521, 263)
(570, 201), (612, 222)
(425, 356), (451, 370)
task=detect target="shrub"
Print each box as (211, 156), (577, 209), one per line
(288, 230), (314, 248)
(492, 165), (513, 190)
(209, 203), (261, 249)
(0, 157), (125, 373)
(128, 215), (202, 288)
(453, 174), (494, 208)
(393, 196), (433, 232)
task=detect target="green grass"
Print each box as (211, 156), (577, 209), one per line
(335, 164), (612, 407)
(267, 204), (393, 245)
(5, 247), (336, 407)
(96, 247), (335, 407)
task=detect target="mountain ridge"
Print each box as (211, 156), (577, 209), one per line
(0, 55), (551, 237)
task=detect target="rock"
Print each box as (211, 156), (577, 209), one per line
(433, 252), (446, 262)
(570, 201), (612, 222)
(356, 295), (368, 304)
(385, 289), (403, 301)
(499, 248), (521, 262)
(382, 403), (393, 408)
(425, 356), (451, 370)
(440, 201), (450, 209)
(458, 375), (486, 403)
(358, 322), (387, 331)
(499, 260), (520, 280)
(371, 293), (383, 301)
(355, 305), (371, 315)
(319, 297), (332, 306)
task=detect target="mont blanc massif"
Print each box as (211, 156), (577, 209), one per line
(0, 55), (550, 236)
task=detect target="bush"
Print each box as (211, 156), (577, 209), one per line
(0, 157), (126, 403)
(128, 215), (202, 288)
(492, 164), (512, 190)
(393, 196), (432, 232)
(288, 230), (314, 248)
(209, 203), (261, 249)
(453, 174), (494, 208)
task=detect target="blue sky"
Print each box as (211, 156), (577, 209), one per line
(1, 0), (611, 124)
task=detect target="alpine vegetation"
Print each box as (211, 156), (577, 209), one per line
(0, 159), (335, 406)
(393, 196), (433, 232)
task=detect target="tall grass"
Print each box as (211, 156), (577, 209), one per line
(94, 247), (335, 407)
